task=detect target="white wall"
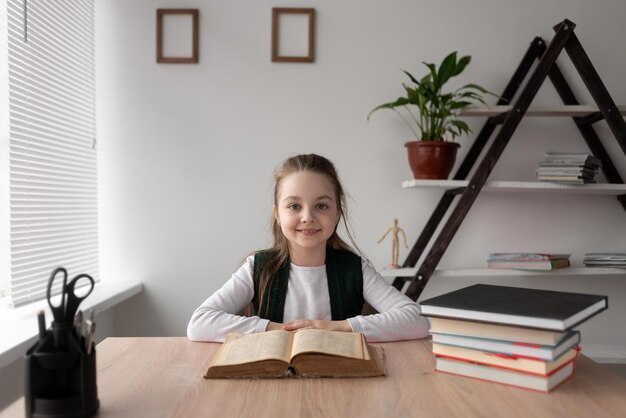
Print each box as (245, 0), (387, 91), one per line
(97, 1), (626, 359)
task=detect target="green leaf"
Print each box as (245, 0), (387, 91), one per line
(458, 91), (486, 102)
(460, 83), (490, 93)
(367, 97), (411, 120)
(423, 62), (438, 88)
(453, 55), (471, 76)
(405, 86), (422, 104)
(417, 94), (426, 114)
(448, 119), (471, 133)
(449, 101), (472, 109)
(401, 70), (420, 86)
(437, 52), (457, 88)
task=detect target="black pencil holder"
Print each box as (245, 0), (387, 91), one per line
(25, 322), (99, 418)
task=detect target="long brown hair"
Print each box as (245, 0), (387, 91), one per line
(254, 154), (358, 317)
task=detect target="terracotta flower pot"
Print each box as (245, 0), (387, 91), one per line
(404, 141), (460, 180)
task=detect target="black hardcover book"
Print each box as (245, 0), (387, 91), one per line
(420, 284), (608, 331)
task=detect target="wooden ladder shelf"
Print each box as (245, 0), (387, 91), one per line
(396, 19), (626, 301)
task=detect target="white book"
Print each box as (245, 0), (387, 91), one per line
(429, 317), (566, 345)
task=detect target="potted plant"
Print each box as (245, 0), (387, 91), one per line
(368, 52), (494, 179)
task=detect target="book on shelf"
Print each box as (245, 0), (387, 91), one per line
(432, 343), (579, 376)
(430, 330), (580, 361)
(541, 152), (601, 168)
(487, 253), (571, 262)
(204, 329), (386, 379)
(487, 257), (570, 271)
(435, 356), (576, 393)
(543, 150), (599, 157)
(536, 167), (596, 175)
(538, 152), (601, 185)
(419, 284), (608, 331)
(584, 262), (626, 267)
(583, 252), (626, 260)
(429, 317), (566, 346)
(584, 252), (626, 267)
(539, 161), (600, 170)
(537, 175), (596, 184)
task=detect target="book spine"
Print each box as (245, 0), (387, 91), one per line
(434, 353), (544, 376)
(435, 359), (576, 393)
(431, 331), (580, 360)
(434, 369), (552, 393)
(432, 353), (574, 377)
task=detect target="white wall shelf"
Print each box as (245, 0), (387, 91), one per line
(458, 105), (626, 117)
(401, 180), (626, 195)
(378, 267), (626, 278)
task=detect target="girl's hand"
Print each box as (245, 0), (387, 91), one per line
(282, 319), (352, 332)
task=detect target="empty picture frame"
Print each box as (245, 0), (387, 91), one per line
(271, 8), (315, 63)
(156, 9), (199, 63)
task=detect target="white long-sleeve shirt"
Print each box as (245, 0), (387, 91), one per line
(187, 255), (430, 342)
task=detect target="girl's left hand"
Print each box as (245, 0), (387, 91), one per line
(282, 319), (351, 332)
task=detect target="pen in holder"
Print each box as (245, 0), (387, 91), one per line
(25, 268), (99, 418)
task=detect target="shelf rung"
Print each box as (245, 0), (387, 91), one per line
(459, 105), (626, 117)
(402, 180), (626, 195)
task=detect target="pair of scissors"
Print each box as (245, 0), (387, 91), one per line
(46, 267), (95, 324)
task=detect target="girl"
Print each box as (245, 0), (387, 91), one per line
(187, 154), (430, 342)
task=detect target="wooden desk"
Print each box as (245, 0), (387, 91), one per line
(2, 337), (626, 417)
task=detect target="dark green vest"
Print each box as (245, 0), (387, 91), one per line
(252, 248), (364, 322)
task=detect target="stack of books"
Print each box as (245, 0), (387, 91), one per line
(583, 253), (626, 268)
(420, 284), (608, 392)
(487, 252), (571, 271)
(536, 152), (601, 184)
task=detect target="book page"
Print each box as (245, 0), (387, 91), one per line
(211, 331), (292, 366)
(291, 330), (364, 360)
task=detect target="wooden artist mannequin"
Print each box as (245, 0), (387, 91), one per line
(377, 218), (408, 269)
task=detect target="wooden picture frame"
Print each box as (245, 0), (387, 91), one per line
(271, 8), (315, 63)
(156, 9), (199, 64)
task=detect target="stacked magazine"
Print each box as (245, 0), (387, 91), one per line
(487, 253), (571, 271)
(583, 253), (626, 268)
(420, 284), (609, 392)
(536, 152), (601, 184)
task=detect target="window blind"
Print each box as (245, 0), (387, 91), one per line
(7, 0), (98, 308)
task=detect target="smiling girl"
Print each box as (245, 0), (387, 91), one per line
(187, 154), (430, 342)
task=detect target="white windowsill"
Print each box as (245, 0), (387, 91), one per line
(0, 281), (143, 369)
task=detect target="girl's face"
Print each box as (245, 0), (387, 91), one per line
(273, 171), (340, 261)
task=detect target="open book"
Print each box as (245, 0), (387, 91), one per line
(204, 329), (386, 378)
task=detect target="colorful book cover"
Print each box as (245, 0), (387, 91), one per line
(487, 253), (570, 262)
(435, 355), (576, 393)
(430, 330), (580, 361)
(432, 343), (579, 376)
